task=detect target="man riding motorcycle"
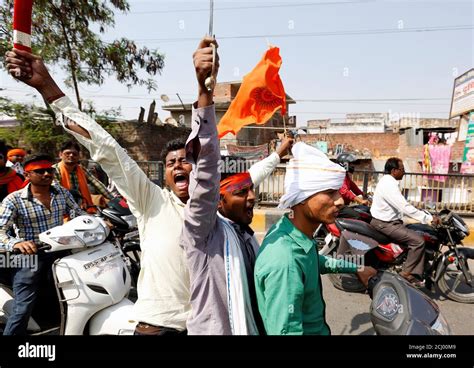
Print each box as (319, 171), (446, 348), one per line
(370, 157), (440, 287)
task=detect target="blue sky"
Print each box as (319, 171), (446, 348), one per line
(1, 0), (473, 125)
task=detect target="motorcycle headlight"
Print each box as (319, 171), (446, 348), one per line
(453, 217), (469, 236)
(75, 230), (107, 246)
(50, 235), (85, 247)
(122, 215), (137, 228)
(431, 313), (452, 335)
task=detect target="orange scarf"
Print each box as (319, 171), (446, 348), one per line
(0, 168), (24, 194)
(58, 162), (96, 213)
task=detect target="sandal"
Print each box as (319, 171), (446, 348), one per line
(400, 272), (425, 288)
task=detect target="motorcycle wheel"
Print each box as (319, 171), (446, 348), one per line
(437, 257), (474, 304)
(327, 273), (366, 293)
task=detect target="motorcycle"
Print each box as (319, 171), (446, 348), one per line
(99, 197), (140, 287)
(0, 215), (138, 335)
(321, 209), (474, 303)
(368, 271), (451, 335)
(315, 204), (371, 252)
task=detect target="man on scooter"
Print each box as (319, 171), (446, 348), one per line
(0, 154), (81, 335)
(370, 157), (440, 287)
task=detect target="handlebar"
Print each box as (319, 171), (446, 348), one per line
(0, 244), (52, 255)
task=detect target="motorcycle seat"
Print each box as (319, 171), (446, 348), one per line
(336, 218), (392, 244)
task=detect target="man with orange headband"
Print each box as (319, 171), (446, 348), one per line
(0, 145), (24, 201)
(0, 154), (81, 335)
(181, 121), (293, 334)
(6, 148), (27, 177)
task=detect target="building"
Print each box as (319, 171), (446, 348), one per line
(0, 114), (21, 128)
(300, 115), (464, 174)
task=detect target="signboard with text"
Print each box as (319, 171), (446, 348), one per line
(450, 68), (474, 118)
(226, 143), (269, 161)
(460, 112), (474, 174)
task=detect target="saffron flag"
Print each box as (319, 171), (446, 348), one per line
(217, 46), (286, 138)
(13, 0), (34, 52)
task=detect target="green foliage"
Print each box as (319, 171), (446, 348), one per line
(0, 97), (123, 156)
(0, 96), (65, 155)
(0, 0), (165, 107)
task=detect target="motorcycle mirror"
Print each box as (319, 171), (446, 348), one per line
(425, 201), (436, 211)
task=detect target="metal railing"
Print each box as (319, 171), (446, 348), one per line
(257, 167), (474, 214)
(88, 159), (474, 214)
(135, 161), (165, 187)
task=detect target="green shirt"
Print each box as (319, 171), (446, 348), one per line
(254, 214), (358, 335)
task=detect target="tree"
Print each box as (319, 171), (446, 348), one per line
(0, 96), (123, 156)
(0, 0), (165, 110)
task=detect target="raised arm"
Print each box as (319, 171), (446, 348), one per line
(181, 37), (221, 249)
(5, 49), (162, 216)
(248, 136), (293, 187)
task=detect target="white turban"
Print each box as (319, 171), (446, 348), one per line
(278, 142), (346, 209)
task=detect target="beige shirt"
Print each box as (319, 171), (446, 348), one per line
(51, 97), (190, 330)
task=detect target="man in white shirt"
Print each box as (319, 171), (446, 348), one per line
(370, 157), (439, 287)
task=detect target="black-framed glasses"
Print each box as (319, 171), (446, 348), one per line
(31, 168), (55, 175)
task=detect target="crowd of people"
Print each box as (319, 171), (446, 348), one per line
(0, 36), (439, 336)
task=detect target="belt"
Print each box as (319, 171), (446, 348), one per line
(135, 322), (182, 335)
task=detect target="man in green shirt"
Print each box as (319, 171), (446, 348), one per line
(254, 142), (376, 335)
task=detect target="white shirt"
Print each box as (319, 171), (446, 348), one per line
(370, 174), (433, 224)
(51, 96), (281, 330)
(6, 161), (24, 176)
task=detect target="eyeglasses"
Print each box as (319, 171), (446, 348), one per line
(30, 168), (55, 175)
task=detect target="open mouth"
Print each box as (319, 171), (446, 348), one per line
(174, 172), (189, 190)
(246, 206), (254, 218)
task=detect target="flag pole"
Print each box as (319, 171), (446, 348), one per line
(204, 0), (216, 92)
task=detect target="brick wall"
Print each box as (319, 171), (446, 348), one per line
(301, 132), (399, 158)
(111, 122), (191, 161)
(301, 131), (465, 163)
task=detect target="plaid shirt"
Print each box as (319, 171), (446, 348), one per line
(53, 163), (114, 200)
(0, 183), (82, 251)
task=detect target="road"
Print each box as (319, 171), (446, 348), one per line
(322, 274), (473, 335)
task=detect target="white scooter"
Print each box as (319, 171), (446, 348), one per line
(0, 215), (137, 335)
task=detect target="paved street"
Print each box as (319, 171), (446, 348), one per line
(322, 274), (473, 335)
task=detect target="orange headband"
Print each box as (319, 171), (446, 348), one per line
(7, 148), (27, 158)
(220, 172), (252, 195)
(24, 160), (53, 172)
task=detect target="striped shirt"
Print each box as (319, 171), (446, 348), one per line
(53, 163), (114, 199)
(0, 183), (81, 251)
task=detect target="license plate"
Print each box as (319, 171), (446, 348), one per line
(124, 230), (139, 240)
(324, 233), (332, 245)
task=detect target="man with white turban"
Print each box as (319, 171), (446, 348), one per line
(254, 142), (376, 335)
